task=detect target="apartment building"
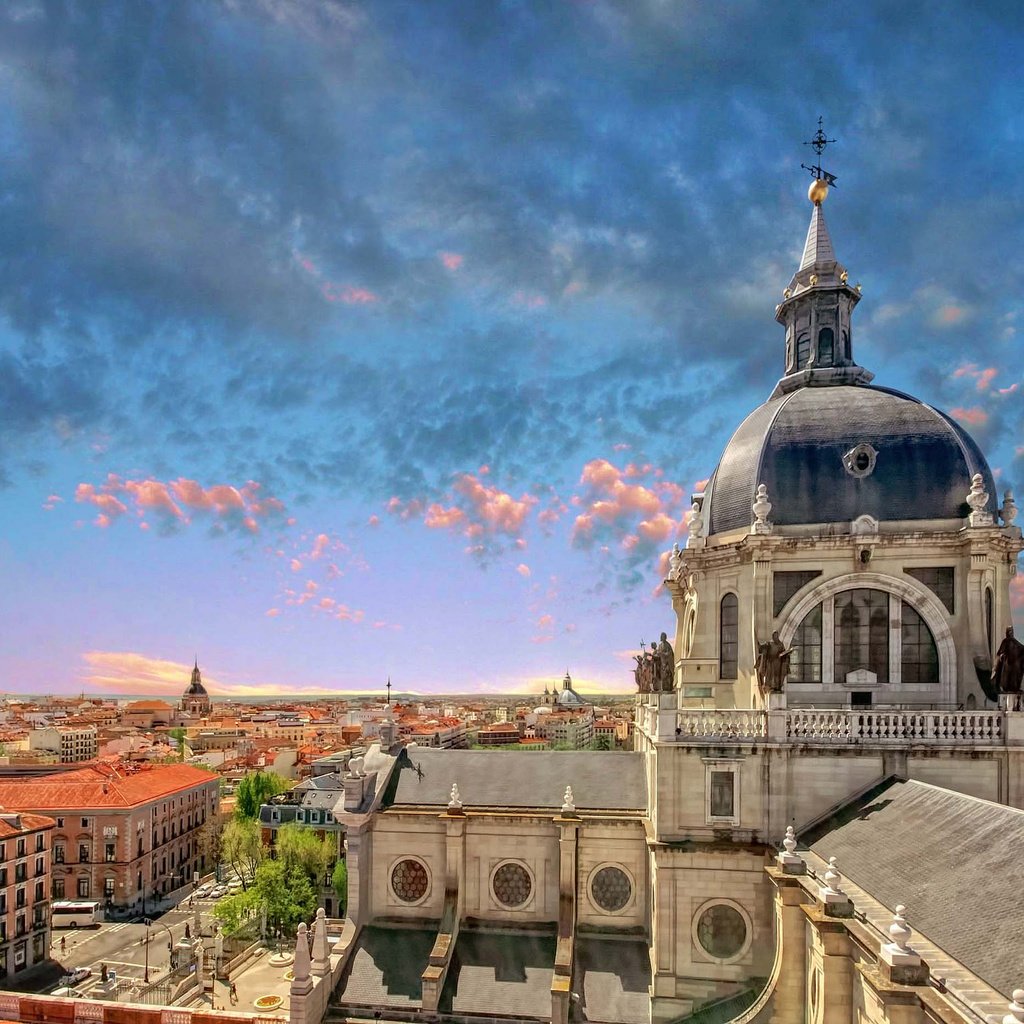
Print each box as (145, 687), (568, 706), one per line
(27, 725), (98, 763)
(0, 809), (54, 980)
(0, 762), (218, 914)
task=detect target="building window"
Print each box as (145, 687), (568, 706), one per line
(985, 587), (994, 656)
(790, 603), (823, 682)
(105, 844), (116, 863)
(79, 845), (89, 863)
(834, 588), (889, 683)
(35, 835), (43, 853)
(81, 818), (89, 829)
(77, 878), (90, 898)
(719, 594), (738, 680)
(56, 818), (64, 829)
(390, 859), (429, 904)
(492, 862), (532, 909)
(16, 839), (25, 858)
(590, 866), (632, 913)
(34, 882), (43, 902)
(0, 843), (5, 861)
(34, 857), (43, 877)
(693, 901), (750, 963)
(817, 327), (834, 364)
(15, 888), (25, 909)
(704, 761), (741, 825)
(104, 878), (115, 899)
(901, 601), (939, 684)
(905, 567), (954, 614)
(796, 333), (810, 369)
(773, 570), (821, 616)
(52, 878), (65, 900)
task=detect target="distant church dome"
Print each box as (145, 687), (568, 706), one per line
(701, 197), (996, 537)
(181, 658), (211, 716)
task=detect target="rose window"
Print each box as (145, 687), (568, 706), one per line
(390, 859), (428, 903)
(695, 903), (747, 960)
(492, 862), (532, 908)
(591, 866), (632, 912)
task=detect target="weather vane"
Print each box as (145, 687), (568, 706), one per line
(801, 116), (838, 188)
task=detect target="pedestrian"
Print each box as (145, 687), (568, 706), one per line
(229, 981), (238, 1004)
(60, 935), (66, 955)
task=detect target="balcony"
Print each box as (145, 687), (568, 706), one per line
(671, 707), (1006, 746)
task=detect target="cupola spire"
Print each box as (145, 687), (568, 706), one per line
(771, 118), (872, 398)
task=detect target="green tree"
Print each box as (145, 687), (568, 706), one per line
(221, 817), (265, 890)
(593, 733), (613, 751)
(331, 859), (348, 918)
(275, 822), (334, 888)
(247, 859), (317, 940)
(169, 727), (188, 761)
(212, 890), (251, 937)
(235, 771), (289, 819)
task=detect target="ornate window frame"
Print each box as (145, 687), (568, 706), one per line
(586, 862), (635, 916)
(388, 855), (431, 907)
(778, 572), (955, 703)
(691, 897), (753, 965)
(489, 859), (534, 911)
(842, 442), (878, 479)
(703, 757), (741, 827)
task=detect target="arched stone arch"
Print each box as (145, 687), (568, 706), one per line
(778, 571), (955, 703)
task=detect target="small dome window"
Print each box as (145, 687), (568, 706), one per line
(843, 443), (878, 479)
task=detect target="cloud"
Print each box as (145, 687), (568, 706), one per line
(42, 494), (63, 511)
(516, 563), (531, 577)
(439, 251), (464, 270)
(950, 407), (988, 427)
(73, 474), (288, 535)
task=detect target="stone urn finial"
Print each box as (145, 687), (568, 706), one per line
(669, 542), (683, 579)
(1004, 989), (1024, 1024)
(448, 783), (463, 812)
(752, 483), (773, 535)
(1001, 489), (1018, 527)
(561, 785), (576, 816)
(967, 473), (994, 527)
(686, 502), (704, 549)
(783, 826), (797, 857)
(824, 856), (843, 894)
(887, 905), (912, 952)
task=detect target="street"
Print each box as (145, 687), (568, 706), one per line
(49, 894), (222, 995)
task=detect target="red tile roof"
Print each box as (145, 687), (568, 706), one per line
(0, 762), (217, 811)
(0, 811), (56, 836)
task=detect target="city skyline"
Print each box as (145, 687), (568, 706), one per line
(1, 2), (1022, 697)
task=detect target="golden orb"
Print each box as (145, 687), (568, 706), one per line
(808, 178), (829, 204)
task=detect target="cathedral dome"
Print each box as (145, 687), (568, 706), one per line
(704, 382), (995, 536)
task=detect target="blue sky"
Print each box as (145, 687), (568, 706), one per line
(1, 0), (1022, 697)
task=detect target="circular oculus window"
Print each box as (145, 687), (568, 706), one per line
(695, 902), (748, 961)
(591, 866), (632, 913)
(390, 858), (429, 903)
(843, 443), (878, 479)
(492, 862), (532, 908)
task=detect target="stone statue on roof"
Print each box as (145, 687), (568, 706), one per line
(657, 632), (675, 692)
(992, 626), (1024, 705)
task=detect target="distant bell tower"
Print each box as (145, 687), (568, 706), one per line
(181, 656), (211, 717)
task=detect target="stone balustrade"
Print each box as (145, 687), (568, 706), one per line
(673, 708), (1006, 745)
(675, 709), (768, 740)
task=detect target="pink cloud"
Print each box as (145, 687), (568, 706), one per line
(424, 504), (467, 530)
(512, 290), (547, 309)
(290, 559), (303, 572)
(265, 608), (281, 618)
(950, 406), (988, 426)
(322, 283), (378, 305)
(75, 474), (287, 534)
(453, 473), (537, 536)
(42, 494), (63, 511)
(937, 304), (967, 325)
(367, 514), (380, 527)
(537, 614), (554, 629)
(998, 383), (1019, 395)
(310, 533), (330, 560)
(516, 563), (531, 577)
(439, 251), (464, 270)
(975, 368), (998, 391)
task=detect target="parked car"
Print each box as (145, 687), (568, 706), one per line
(209, 885), (228, 899)
(51, 987), (80, 998)
(59, 967), (92, 986)
(195, 884), (213, 898)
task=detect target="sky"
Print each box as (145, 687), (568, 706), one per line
(1, 1), (1023, 699)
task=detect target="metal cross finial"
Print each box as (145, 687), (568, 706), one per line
(800, 116), (839, 188)
(386, 676), (392, 704)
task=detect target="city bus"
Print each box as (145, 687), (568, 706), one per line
(51, 900), (101, 928)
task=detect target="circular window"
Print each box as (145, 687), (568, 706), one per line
(591, 866), (632, 913)
(390, 859), (428, 903)
(492, 862), (532, 908)
(694, 902), (749, 961)
(843, 443), (878, 479)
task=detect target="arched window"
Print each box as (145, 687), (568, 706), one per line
(985, 587), (994, 655)
(842, 330), (851, 360)
(796, 334), (810, 369)
(901, 601), (938, 683)
(834, 589), (889, 682)
(790, 603), (822, 682)
(817, 328), (834, 365)
(719, 594), (738, 680)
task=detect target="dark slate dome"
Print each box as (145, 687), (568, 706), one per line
(704, 382), (997, 536)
